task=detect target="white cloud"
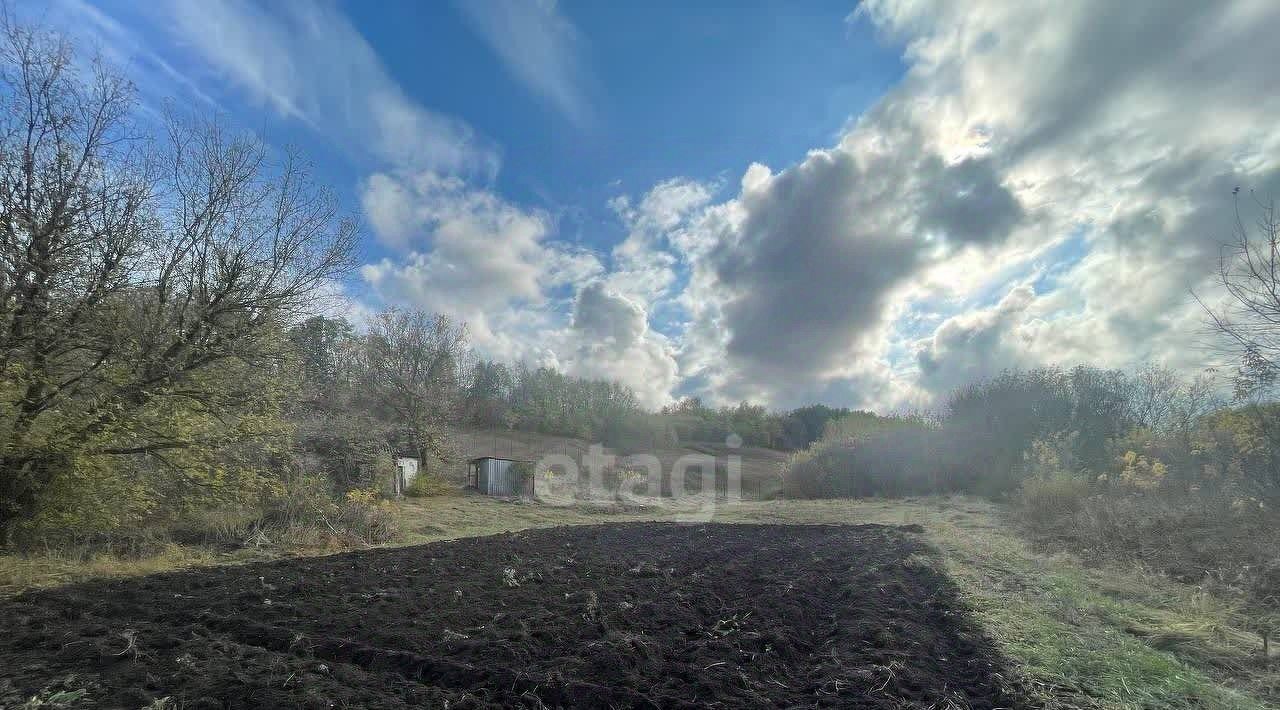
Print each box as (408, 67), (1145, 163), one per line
(640, 0), (1280, 410)
(876, 0), (1280, 397)
(359, 172), (602, 357)
(669, 117), (1023, 408)
(454, 0), (591, 126)
(157, 0), (499, 176)
(32, 0), (221, 114)
(915, 284), (1038, 393)
(559, 283), (679, 408)
(358, 179), (680, 406)
(605, 177), (716, 305)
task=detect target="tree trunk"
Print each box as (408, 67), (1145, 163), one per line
(0, 454), (53, 548)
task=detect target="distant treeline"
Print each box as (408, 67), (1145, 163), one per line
(291, 314), (854, 455)
(783, 364), (1257, 499)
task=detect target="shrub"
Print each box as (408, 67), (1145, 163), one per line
(177, 477), (400, 550)
(508, 461), (536, 497)
(404, 474), (454, 497)
(780, 447), (824, 498)
(334, 489), (399, 544)
(9, 455), (160, 550)
(1014, 473), (1091, 533)
(781, 416), (1009, 499)
(9, 452), (277, 552)
(1016, 478), (1280, 656)
(1012, 417), (1280, 660)
(167, 508), (261, 550)
(782, 413), (932, 498)
(293, 415), (394, 493)
(611, 467), (654, 502)
(1012, 435), (1093, 530)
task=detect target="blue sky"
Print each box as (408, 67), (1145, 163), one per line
(27, 0), (1280, 410)
(47, 0), (902, 262)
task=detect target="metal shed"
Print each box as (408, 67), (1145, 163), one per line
(467, 456), (533, 497)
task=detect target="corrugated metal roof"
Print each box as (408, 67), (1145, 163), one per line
(467, 456), (532, 464)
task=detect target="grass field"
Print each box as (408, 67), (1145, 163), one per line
(3, 493), (1275, 708)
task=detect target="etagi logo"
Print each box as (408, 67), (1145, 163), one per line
(532, 434), (744, 522)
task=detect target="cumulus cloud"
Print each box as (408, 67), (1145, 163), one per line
(890, 0), (1280, 394)
(605, 178), (716, 305)
(359, 172), (602, 358)
(919, 157), (1024, 245)
(573, 282), (647, 347)
(915, 285), (1037, 392)
(557, 283), (679, 407)
(671, 110), (1024, 407)
(654, 0), (1280, 409)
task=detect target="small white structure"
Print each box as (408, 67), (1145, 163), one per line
(393, 455), (420, 496)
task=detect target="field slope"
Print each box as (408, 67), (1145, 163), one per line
(1, 523), (1030, 709)
(2, 496), (1273, 709)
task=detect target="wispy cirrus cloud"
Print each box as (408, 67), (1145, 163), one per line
(454, 0), (592, 127)
(29, 0), (221, 113)
(156, 0), (500, 177)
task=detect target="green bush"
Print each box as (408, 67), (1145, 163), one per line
(333, 489), (399, 545)
(404, 474), (454, 497)
(781, 417), (1004, 499)
(10, 451), (277, 551)
(509, 461), (536, 497)
(171, 477), (399, 550)
(782, 413), (933, 498)
(779, 447), (824, 498)
(1011, 436), (1092, 530)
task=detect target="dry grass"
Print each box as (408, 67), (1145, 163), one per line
(403, 473), (456, 497)
(0, 544), (219, 596)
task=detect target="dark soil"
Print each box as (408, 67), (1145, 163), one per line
(0, 523), (1031, 709)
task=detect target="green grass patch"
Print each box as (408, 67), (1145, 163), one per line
(937, 533), (1265, 709)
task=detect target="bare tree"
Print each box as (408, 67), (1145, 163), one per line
(0, 13), (146, 421)
(1168, 370), (1222, 443)
(0, 14), (357, 542)
(361, 309), (468, 461)
(1199, 191), (1280, 400)
(1123, 364), (1220, 440)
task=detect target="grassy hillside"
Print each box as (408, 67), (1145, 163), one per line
(431, 426), (790, 497)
